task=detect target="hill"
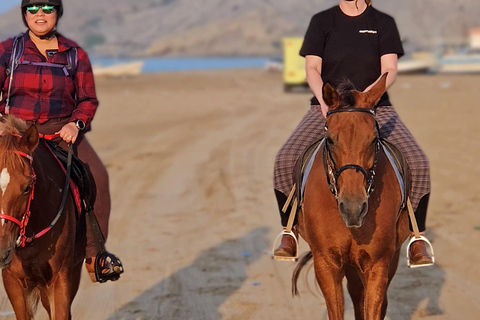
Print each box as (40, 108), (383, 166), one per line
(0, 0), (479, 57)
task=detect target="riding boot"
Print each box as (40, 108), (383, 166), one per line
(408, 194), (434, 265)
(273, 226), (298, 258)
(408, 236), (433, 266)
(273, 189), (299, 258)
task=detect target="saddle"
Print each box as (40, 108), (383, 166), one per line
(43, 139), (94, 214)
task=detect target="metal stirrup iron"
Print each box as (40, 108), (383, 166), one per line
(406, 197), (435, 268)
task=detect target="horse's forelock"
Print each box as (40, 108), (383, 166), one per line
(336, 80), (357, 108)
(0, 116), (29, 168)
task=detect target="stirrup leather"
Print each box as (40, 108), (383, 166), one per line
(94, 252), (124, 283)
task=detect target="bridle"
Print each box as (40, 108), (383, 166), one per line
(323, 108), (380, 199)
(0, 150), (36, 247)
(0, 135), (73, 247)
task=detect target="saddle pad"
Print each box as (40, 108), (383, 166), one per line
(300, 140), (324, 200)
(381, 141), (405, 205)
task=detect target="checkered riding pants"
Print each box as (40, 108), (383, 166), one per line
(273, 105), (430, 212)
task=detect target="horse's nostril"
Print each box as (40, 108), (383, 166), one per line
(361, 201), (368, 214)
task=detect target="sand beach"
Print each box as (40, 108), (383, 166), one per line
(0, 70), (479, 319)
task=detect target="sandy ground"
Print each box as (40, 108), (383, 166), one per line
(0, 70), (479, 319)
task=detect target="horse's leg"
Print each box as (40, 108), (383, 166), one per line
(2, 269), (36, 320)
(363, 262), (391, 320)
(313, 253), (345, 320)
(39, 288), (52, 319)
(47, 271), (73, 320)
(345, 266), (365, 320)
(379, 248), (401, 319)
(67, 261), (83, 307)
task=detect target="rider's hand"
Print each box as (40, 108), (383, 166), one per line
(56, 122), (79, 144)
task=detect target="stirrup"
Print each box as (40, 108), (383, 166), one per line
(271, 229), (299, 262)
(406, 235), (435, 268)
(94, 252), (124, 283)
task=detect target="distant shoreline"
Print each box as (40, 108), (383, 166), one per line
(90, 57), (272, 73)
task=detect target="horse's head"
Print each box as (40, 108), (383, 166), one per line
(0, 117), (38, 267)
(322, 74), (387, 228)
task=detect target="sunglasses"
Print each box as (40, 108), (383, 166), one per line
(26, 5), (56, 14)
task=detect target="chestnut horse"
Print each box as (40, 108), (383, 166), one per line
(293, 74), (410, 319)
(0, 116), (84, 319)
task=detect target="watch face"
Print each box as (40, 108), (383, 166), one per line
(76, 120), (85, 130)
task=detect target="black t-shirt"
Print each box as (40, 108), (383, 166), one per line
(300, 6), (404, 106)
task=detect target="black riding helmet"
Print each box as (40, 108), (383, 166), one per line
(21, 0), (63, 28)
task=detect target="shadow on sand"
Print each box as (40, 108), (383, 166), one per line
(106, 226), (269, 320)
(388, 230), (445, 319)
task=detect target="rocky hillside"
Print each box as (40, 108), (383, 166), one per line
(0, 0), (478, 57)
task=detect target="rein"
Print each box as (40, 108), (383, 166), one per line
(0, 134), (73, 247)
(323, 108), (379, 199)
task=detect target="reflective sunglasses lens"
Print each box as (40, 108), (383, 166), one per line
(41, 5), (55, 14)
(26, 6), (40, 14)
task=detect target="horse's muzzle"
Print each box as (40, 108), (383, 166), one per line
(339, 198), (368, 228)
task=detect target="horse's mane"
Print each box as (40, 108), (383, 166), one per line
(0, 116), (29, 168)
(336, 80), (358, 109)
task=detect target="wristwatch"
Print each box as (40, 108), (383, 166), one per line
(75, 120), (86, 131)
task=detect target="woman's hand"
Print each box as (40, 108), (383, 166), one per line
(57, 122), (79, 144)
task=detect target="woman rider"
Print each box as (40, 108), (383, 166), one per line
(273, 0), (434, 266)
(0, 0), (123, 282)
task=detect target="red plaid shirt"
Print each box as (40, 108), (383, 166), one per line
(0, 32), (98, 126)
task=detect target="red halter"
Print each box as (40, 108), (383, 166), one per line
(0, 150), (36, 247)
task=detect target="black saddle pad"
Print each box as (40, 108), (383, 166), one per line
(43, 139), (94, 211)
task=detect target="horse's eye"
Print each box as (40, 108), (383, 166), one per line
(23, 185), (32, 194)
(326, 137), (334, 145)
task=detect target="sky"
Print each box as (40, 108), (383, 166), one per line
(0, 0), (17, 14)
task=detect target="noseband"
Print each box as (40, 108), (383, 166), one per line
(324, 108), (380, 198)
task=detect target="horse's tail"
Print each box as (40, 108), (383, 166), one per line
(292, 250), (313, 297)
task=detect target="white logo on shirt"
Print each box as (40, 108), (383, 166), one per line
(359, 30), (378, 34)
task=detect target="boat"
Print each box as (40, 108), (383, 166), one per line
(397, 52), (437, 74)
(264, 58), (283, 72)
(437, 49), (480, 74)
(93, 61), (144, 77)
(436, 28), (480, 74)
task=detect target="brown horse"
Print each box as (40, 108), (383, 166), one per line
(0, 116), (84, 319)
(293, 74), (410, 320)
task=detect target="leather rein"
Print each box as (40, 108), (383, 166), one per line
(323, 108), (380, 199)
(0, 134), (73, 247)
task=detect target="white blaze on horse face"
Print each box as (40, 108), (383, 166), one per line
(0, 168), (10, 227)
(0, 168), (10, 195)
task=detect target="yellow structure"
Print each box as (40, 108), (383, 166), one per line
(283, 37), (308, 92)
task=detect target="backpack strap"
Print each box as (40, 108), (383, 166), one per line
(66, 47), (78, 78)
(5, 34), (24, 114)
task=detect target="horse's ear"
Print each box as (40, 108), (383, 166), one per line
(365, 73), (388, 108)
(322, 82), (340, 109)
(20, 125), (39, 154)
